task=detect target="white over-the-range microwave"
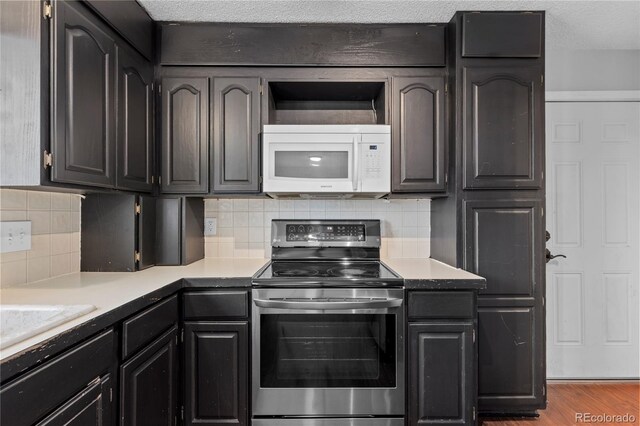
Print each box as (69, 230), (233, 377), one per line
(262, 124), (391, 198)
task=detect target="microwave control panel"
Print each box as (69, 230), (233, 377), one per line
(360, 133), (390, 192)
(363, 144), (383, 179)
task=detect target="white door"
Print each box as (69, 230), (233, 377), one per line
(546, 100), (640, 378)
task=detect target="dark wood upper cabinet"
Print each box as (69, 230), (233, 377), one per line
(462, 65), (543, 190)
(463, 199), (542, 297)
(184, 321), (248, 426)
(116, 46), (154, 192)
(392, 76), (446, 193)
(120, 327), (178, 426)
(462, 12), (543, 58)
(409, 322), (474, 426)
(52, 0), (116, 188)
(211, 77), (261, 193)
(161, 77), (209, 193)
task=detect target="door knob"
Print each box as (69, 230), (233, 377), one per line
(545, 248), (567, 263)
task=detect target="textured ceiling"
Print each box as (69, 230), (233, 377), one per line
(138, 0), (640, 50)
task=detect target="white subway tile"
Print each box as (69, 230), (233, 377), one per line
(50, 253), (72, 277)
(309, 211), (325, 219)
(27, 234), (50, 259)
(27, 211), (51, 235)
(233, 199), (249, 211)
(27, 191), (51, 210)
(248, 199), (264, 211)
(294, 200), (309, 211)
(249, 227), (264, 243)
(218, 242), (234, 257)
(0, 189), (27, 210)
(219, 199), (233, 211)
(387, 239), (403, 259)
(279, 200), (294, 211)
(402, 239), (418, 257)
(233, 227), (249, 243)
(205, 241), (219, 258)
(233, 243), (249, 258)
(27, 258), (50, 283)
(248, 212), (264, 227)
(417, 199), (431, 211)
(233, 212), (249, 227)
(204, 199), (219, 212)
(325, 200), (340, 210)
(218, 212), (233, 228)
(309, 200), (325, 211)
(264, 199), (279, 211)
(50, 193), (71, 211)
(51, 211), (72, 233)
(1, 259), (27, 287)
(354, 200), (372, 211)
(340, 200), (355, 211)
(248, 242), (264, 258)
(402, 211), (418, 227)
(294, 211), (310, 219)
(51, 233), (72, 255)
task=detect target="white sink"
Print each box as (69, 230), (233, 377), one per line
(0, 304), (96, 350)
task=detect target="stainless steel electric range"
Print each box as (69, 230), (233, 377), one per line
(251, 220), (405, 426)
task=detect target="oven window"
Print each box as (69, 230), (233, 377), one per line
(274, 151), (349, 179)
(260, 314), (396, 388)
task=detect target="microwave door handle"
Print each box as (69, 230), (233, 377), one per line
(352, 135), (359, 191)
(253, 297), (403, 310)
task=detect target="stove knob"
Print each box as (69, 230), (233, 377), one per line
(288, 233), (296, 240)
(298, 225), (305, 232)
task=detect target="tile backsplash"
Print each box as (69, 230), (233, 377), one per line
(204, 198), (430, 259)
(0, 189), (81, 288)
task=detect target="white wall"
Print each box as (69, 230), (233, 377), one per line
(546, 49), (640, 91)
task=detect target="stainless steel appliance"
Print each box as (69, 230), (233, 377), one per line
(262, 125), (391, 198)
(252, 220), (404, 426)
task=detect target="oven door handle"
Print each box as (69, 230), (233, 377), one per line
(253, 297), (403, 310)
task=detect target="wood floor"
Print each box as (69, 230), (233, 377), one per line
(481, 382), (640, 425)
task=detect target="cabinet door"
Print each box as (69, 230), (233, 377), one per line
(52, 0), (116, 187)
(37, 375), (113, 426)
(116, 46), (154, 192)
(138, 195), (156, 270)
(409, 323), (474, 426)
(463, 199), (543, 297)
(121, 326), (178, 426)
(392, 76), (446, 193)
(477, 305), (544, 411)
(462, 65), (543, 189)
(184, 322), (248, 426)
(212, 77), (261, 193)
(161, 77), (209, 193)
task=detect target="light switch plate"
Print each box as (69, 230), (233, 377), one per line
(1, 221), (32, 253)
(204, 218), (217, 236)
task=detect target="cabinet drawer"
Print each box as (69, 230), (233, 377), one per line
(183, 291), (249, 319)
(408, 291), (475, 320)
(122, 295), (178, 358)
(0, 329), (115, 426)
(462, 12), (543, 58)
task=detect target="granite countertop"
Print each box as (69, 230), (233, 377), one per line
(0, 257), (484, 368)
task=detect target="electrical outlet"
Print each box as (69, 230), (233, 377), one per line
(204, 218), (217, 236)
(1, 221), (32, 253)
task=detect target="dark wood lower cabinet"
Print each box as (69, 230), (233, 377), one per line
(184, 321), (248, 426)
(0, 330), (116, 426)
(409, 322), (475, 426)
(120, 326), (179, 426)
(37, 375), (113, 426)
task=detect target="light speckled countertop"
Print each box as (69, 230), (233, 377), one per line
(0, 257), (483, 363)
(0, 258), (268, 361)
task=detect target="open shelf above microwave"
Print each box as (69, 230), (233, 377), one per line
(267, 80), (387, 126)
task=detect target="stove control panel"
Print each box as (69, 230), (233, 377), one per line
(286, 224), (365, 242)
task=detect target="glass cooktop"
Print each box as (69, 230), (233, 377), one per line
(253, 261), (402, 286)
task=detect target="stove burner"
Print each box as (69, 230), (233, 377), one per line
(272, 266), (319, 277)
(327, 266), (379, 278)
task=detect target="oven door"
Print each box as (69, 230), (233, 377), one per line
(262, 133), (362, 193)
(252, 288), (404, 417)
